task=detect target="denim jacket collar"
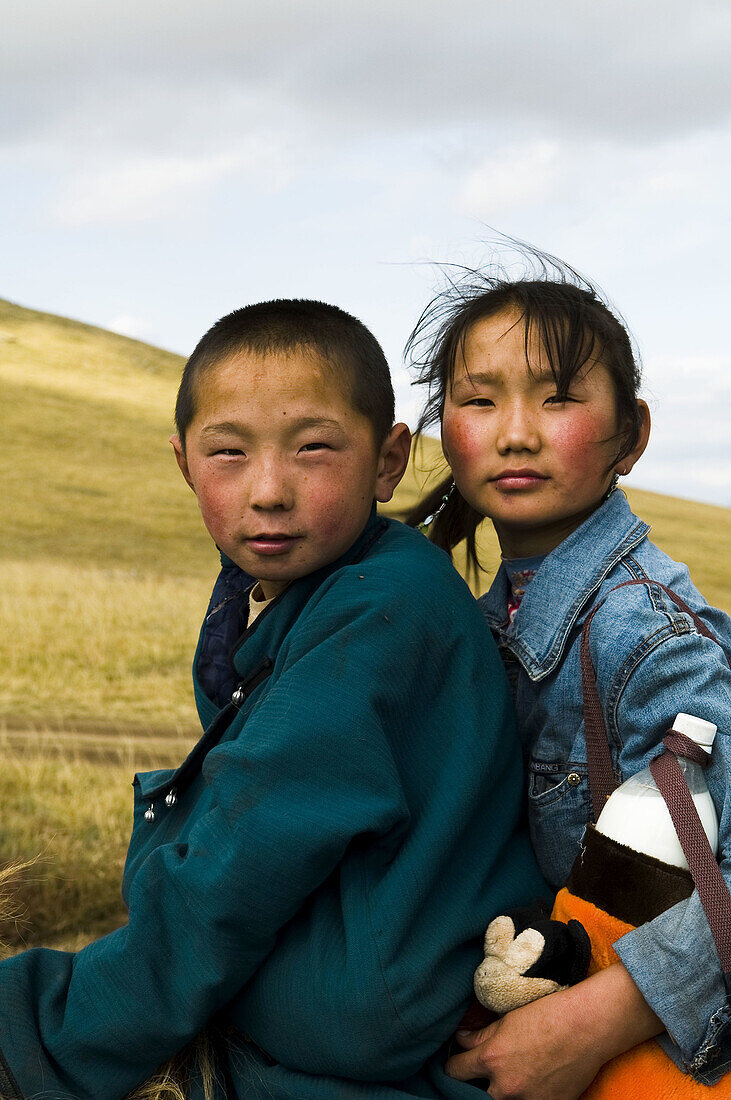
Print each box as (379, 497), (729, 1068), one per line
(479, 490), (649, 681)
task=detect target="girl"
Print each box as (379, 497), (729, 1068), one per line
(407, 263), (731, 1099)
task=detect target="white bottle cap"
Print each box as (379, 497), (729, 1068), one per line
(674, 712), (717, 753)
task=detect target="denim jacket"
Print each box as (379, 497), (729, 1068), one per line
(479, 489), (731, 1084)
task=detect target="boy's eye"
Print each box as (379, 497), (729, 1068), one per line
(298, 442), (331, 453)
(215, 448), (245, 456)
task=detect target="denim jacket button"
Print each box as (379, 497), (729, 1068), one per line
(567, 772), (581, 786)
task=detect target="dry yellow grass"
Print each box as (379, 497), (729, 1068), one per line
(0, 297), (183, 416)
(0, 559), (210, 729)
(0, 735), (134, 951)
(0, 725), (198, 953)
(0, 297), (213, 575)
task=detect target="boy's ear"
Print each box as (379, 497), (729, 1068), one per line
(614, 399), (651, 478)
(170, 434), (196, 491)
(375, 423), (411, 504)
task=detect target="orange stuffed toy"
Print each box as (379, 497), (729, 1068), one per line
(474, 825), (729, 1097)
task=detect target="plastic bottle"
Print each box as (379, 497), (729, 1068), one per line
(595, 712), (719, 870)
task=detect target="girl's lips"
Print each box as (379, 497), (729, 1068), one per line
(492, 471), (548, 490)
(245, 535), (301, 555)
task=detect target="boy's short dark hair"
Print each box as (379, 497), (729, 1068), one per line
(175, 299), (395, 447)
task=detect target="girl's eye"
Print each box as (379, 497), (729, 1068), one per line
(544, 394), (576, 406)
(464, 397), (494, 408)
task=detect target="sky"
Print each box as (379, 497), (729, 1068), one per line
(2, 0), (730, 506)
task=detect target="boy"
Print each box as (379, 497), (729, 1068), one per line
(0, 300), (545, 1099)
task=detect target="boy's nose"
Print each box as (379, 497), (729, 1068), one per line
(248, 461), (294, 511)
(496, 406), (540, 454)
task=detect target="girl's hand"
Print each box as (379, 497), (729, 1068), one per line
(446, 995), (605, 1100)
(444, 962), (663, 1100)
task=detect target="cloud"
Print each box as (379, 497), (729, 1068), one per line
(634, 353), (731, 505)
(5, 0), (729, 241)
(453, 129), (730, 223)
(54, 155), (235, 225)
(4, 0), (731, 158)
(52, 142), (293, 224)
(632, 454), (731, 508)
(455, 142), (562, 216)
(106, 314), (159, 342)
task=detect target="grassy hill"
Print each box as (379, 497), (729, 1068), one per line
(2, 295), (729, 731)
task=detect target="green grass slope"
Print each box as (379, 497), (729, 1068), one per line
(1, 296), (729, 730)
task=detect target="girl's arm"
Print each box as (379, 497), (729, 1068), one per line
(446, 961), (662, 1100)
(607, 617), (731, 1080)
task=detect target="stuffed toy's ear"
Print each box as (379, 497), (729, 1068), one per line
(474, 903), (591, 1015)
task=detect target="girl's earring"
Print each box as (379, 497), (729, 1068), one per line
(418, 482), (455, 532)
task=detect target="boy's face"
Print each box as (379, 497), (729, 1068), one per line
(172, 348), (409, 598)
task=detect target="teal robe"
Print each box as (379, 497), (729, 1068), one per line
(0, 512), (546, 1098)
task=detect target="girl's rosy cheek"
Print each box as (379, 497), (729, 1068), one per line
(550, 412), (612, 462)
(442, 415), (486, 463)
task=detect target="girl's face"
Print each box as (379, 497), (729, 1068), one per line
(441, 308), (647, 559)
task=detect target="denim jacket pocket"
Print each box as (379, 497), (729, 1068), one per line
(528, 761), (592, 888)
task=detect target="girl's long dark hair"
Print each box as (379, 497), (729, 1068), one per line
(405, 244), (643, 574)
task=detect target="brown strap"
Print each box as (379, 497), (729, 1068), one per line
(650, 731), (731, 989)
(580, 601), (618, 821)
(660, 729), (712, 769)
